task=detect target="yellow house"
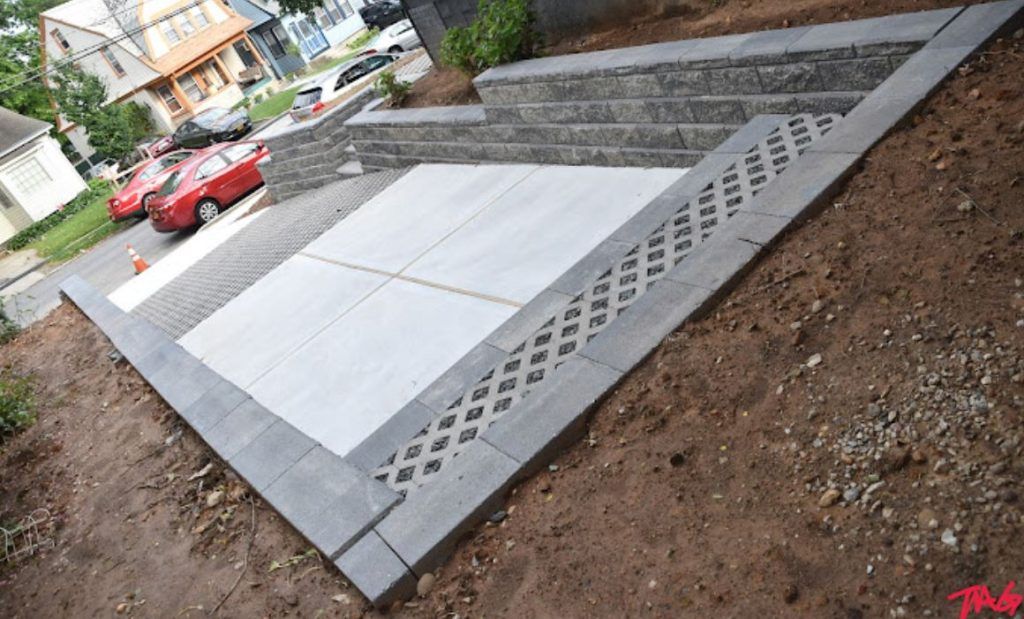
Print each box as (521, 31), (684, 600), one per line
(39, 0), (269, 160)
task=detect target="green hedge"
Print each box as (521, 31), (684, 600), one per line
(5, 178), (111, 252)
(440, 0), (535, 75)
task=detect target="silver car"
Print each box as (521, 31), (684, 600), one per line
(290, 54), (399, 122)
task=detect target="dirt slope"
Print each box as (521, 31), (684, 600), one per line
(0, 19), (1022, 619)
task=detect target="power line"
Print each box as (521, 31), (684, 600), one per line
(0, 0), (211, 95)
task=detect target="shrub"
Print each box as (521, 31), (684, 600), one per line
(253, 93), (265, 104)
(5, 178), (110, 251)
(348, 27), (380, 50)
(374, 70), (413, 107)
(440, 0), (535, 75)
(0, 369), (34, 441)
(0, 299), (19, 346)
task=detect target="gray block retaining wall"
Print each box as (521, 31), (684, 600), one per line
(344, 7), (963, 171)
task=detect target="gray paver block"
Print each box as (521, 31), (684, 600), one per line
(656, 70), (708, 95)
(787, 7), (962, 58)
(757, 63), (822, 94)
(180, 378), (249, 433)
(719, 210), (795, 246)
(704, 67), (763, 95)
(729, 26), (813, 66)
(617, 73), (665, 97)
(485, 288), (574, 352)
(263, 447), (401, 559)
(60, 275), (122, 328)
(415, 342), (507, 413)
(688, 98), (747, 124)
(547, 239), (635, 296)
(816, 57), (893, 91)
(335, 530), (417, 608)
(580, 280), (714, 374)
(665, 236), (762, 292)
(110, 315), (167, 364)
(924, 0), (1023, 49)
(229, 418), (317, 492)
(645, 99), (695, 123)
(483, 356), (623, 469)
(203, 398), (277, 461)
(375, 439), (518, 575)
(740, 151), (861, 221)
(147, 353), (223, 412)
(677, 32), (753, 68)
(345, 399), (437, 473)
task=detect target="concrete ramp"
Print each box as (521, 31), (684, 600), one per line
(176, 163), (687, 457)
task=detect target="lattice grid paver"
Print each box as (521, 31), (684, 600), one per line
(373, 114), (840, 494)
(133, 169), (407, 339)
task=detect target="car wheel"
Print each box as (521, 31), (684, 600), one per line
(194, 199), (221, 226)
(141, 192), (156, 214)
(388, 45), (403, 53)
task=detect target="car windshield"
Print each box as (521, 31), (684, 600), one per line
(293, 88), (323, 108)
(158, 171), (183, 196)
(192, 108), (229, 128)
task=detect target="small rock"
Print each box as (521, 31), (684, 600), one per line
(669, 452), (686, 467)
(489, 510), (508, 524)
(206, 490), (225, 508)
(811, 299), (825, 313)
(918, 508), (938, 529)
(911, 450), (927, 464)
(806, 353), (823, 368)
(115, 603), (129, 614)
(332, 593), (351, 605)
(783, 584), (799, 604)
(843, 487), (861, 503)
(819, 488), (841, 507)
(417, 573), (436, 597)
(941, 529), (958, 547)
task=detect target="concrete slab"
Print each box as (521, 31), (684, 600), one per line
(402, 166), (685, 304)
(303, 164), (539, 273)
(248, 278), (516, 457)
(178, 254), (388, 389)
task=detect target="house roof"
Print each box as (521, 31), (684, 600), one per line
(0, 107), (51, 161)
(227, 0), (274, 29)
(41, 0), (147, 57)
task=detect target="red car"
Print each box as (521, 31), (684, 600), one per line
(107, 149), (196, 220)
(148, 141), (269, 233)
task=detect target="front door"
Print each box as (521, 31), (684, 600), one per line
(290, 18), (328, 58)
(233, 40), (256, 67)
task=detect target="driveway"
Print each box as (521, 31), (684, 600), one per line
(4, 218), (192, 327)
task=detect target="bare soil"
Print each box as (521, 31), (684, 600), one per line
(403, 0), (989, 108)
(0, 15), (1021, 619)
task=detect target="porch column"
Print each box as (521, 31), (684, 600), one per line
(211, 51), (235, 85)
(169, 77), (194, 113)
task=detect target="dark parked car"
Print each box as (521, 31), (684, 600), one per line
(359, 0), (406, 30)
(172, 107), (252, 149)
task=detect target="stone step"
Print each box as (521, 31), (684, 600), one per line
(262, 138), (355, 175)
(337, 160), (363, 177)
(269, 172), (346, 201)
(268, 132), (352, 161)
(261, 160), (344, 185)
(355, 140), (704, 169)
(352, 120), (739, 152)
(482, 91), (867, 126)
(475, 54), (900, 105)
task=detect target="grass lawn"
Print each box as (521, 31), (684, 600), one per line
(27, 187), (130, 263)
(249, 87), (299, 122)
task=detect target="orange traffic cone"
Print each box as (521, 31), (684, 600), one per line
(126, 244), (149, 274)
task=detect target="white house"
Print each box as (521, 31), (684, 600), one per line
(40, 0), (268, 160)
(254, 0), (369, 61)
(0, 107), (87, 244)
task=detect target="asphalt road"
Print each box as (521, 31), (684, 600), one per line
(6, 218), (191, 327)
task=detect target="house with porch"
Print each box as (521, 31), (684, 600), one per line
(225, 0), (305, 80)
(39, 0), (271, 160)
(0, 107), (87, 245)
(269, 0), (370, 61)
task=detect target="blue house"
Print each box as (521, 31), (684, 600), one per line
(226, 0), (307, 81)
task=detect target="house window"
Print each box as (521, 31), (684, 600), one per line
(262, 29), (286, 58)
(7, 158), (51, 195)
(157, 84), (183, 113)
(177, 15), (196, 37)
(201, 60), (227, 89)
(314, 7), (334, 29)
(333, 0), (354, 19)
(160, 19), (180, 45)
(177, 73), (205, 102)
(100, 46), (126, 78)
(50, 28), (71, 52)
(190, 6), (210, 28)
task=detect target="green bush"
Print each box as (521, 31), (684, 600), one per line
(253, 93), (264, 104)
(0, 299), (19, 346)
(0, 369), (34, 441)
(440, 0), (535, 75)
(374, 70), (412, 107)
(5, 178), (110, 251)
(348, 27), (380, 50)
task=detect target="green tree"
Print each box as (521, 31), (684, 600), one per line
(0, 31), (54, 124)
(273, 0), (323, 16)
(50, 65), (137, 160)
